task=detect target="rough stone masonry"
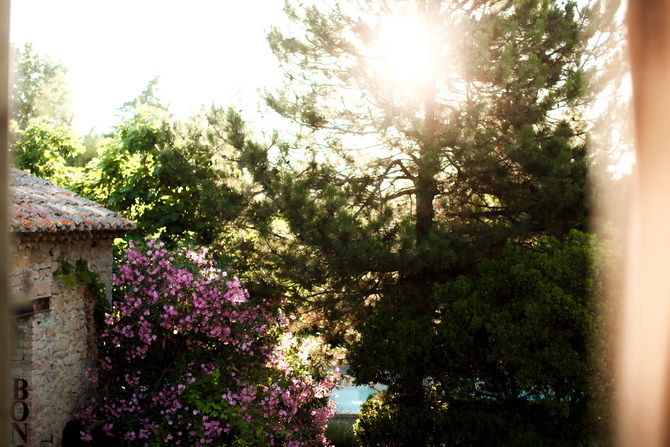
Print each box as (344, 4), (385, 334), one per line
(8, 168), (135, 447)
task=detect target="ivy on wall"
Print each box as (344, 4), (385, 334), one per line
(54, 257), (109, 329)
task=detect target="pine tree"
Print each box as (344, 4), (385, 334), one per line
(222, 0), (613, 441)
(244, 0), (597, 339)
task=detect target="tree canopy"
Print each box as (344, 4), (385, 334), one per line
(231, 0), (613, 443)
(9, 44), (84, 184)
(224, 0), (601, 345)
(10, 43), (73, 130)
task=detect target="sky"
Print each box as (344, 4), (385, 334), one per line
(9, 0), (287, 135)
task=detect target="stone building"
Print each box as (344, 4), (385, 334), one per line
(8, 168), (136, 447)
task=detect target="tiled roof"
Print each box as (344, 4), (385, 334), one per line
(10, 167), (136, 235)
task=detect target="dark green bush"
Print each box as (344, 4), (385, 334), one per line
(351, 232), (610, 446)
(355, 392), (590, 447)
(355, 390), (453, 447)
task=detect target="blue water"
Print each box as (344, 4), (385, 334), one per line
(330, 385), (383, 414)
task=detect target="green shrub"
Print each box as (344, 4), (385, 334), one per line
(355, 392), (590, 447)
(354, 392), (441, 447)
(350, 231), (609, 446)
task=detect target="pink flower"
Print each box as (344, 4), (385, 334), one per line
(79, 237), (336, 446)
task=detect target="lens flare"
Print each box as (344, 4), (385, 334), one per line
(376, 16), (432, 88)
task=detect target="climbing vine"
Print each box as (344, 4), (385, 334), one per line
(55, 257), (109, 329)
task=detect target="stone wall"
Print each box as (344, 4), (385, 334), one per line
(9, 235), (115, 447)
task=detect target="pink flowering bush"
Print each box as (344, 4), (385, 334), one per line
(77, 239), (337, 446)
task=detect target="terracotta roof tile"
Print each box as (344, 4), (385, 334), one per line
(10, 168), (137, 234)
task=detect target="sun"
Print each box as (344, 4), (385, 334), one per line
(375, 16), (433, 89)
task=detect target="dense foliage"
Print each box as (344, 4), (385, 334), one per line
(78, 106), (247, 245)
(11, 117), (83, 182)
(352, 230), (606, 445)
(77, 239), (337, 446)
(9, 44), (85, 183)
(238, 6), (616, 444)
(235, 0), (611, 348)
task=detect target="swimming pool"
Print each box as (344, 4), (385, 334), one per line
(330, 384), (385, 414)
